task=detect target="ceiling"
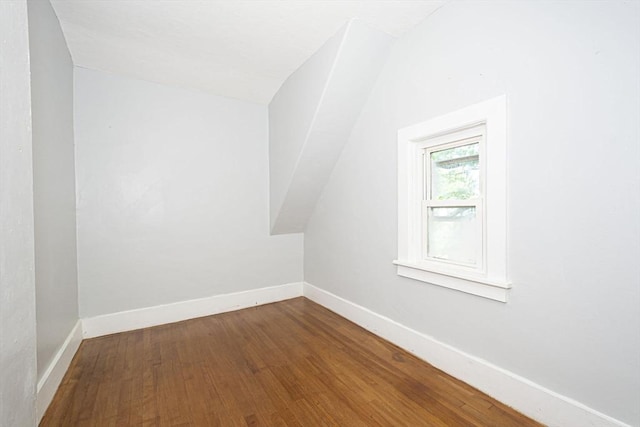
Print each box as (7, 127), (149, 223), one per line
(50, 0), (444, 104)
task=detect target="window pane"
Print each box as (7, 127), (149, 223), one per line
(427, 207), (477, 264)
(430, 142), (479, 200)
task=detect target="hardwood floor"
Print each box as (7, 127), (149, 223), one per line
(41, 298), (541, 426)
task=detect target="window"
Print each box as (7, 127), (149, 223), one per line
(394, 96), (510, 302)
(422, 125), (484, 270)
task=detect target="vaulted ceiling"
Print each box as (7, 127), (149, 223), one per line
(50, 0), (444, 104)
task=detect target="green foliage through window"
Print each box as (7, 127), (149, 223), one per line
(430, 142), (479, 200)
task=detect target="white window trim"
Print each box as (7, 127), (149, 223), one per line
(395, 95), (510, 302)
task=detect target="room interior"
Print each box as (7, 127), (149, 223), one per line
(1, 0), (639, 426)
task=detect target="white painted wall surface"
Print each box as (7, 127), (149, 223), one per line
(269, 20), (394, 235)
(28, 0), (79, 380)
(304, 1), (640, 425)
(74, 68), (303, 318)
(269, 25), (345, 231)
(0, 0), (37, 424)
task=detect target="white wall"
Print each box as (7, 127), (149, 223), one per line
(0, 0), (37, 424)
(28, 0), (79, 380)
(269, 24), (345, 231)
(269, 20), (394, 235)
(304, 1), (640, 425)
(74, 68), (303, 318)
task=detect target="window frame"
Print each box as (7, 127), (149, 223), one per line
(421, 126), (485, 272)
(394, 95), (510, 302)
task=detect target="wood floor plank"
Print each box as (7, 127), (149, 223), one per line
(40, 298), (542, 426)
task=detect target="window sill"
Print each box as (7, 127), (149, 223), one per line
(393, 260), (511, 302)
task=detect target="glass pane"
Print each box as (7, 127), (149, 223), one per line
(430, 142), (480, 200)
(427, 207), (477, 264)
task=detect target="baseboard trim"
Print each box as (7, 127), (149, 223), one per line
(36, 320), (83, 423)
(82, 282), (304, 338)
(302, 282), (630, 427)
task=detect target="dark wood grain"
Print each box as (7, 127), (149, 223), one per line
(40, 297), (542, 426)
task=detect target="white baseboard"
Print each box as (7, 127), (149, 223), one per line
(42, 282), (630, 427)
(36, 320), (83, 423)
(302, 282), (630, 427)
(82, 282), (304, 338)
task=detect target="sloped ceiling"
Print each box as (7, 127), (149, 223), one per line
(269, 20), (395, 234)
(51, 0), (444, 104)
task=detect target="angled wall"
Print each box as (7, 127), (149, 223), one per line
(269, 20), (394, 234)
(28, 0), (79, 386)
